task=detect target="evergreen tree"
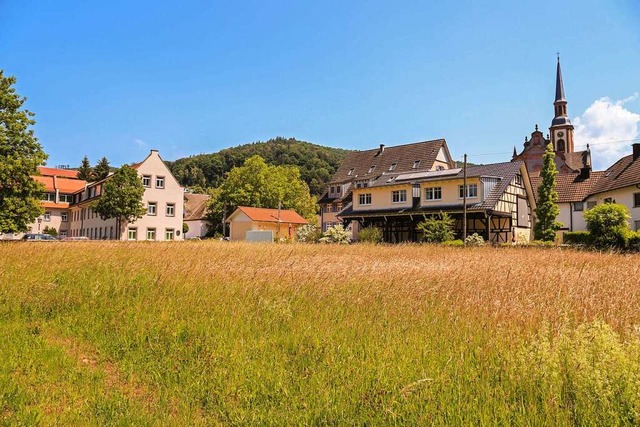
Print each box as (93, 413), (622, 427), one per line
(534, 143), (562, 241)
(93, 156), (111, 181)
(0, 70), (48, 234)
(92, 165), (146, 238)
(77, 155), (92, 181)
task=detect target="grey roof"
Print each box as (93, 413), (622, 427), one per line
(555, 58), (566, 102)
(183, 193), (210, 221)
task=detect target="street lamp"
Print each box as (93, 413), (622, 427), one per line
(37, 217), (42, 232)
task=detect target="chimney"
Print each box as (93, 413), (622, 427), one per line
(377, 144), (385, 156)
(633, 143), (640, 161)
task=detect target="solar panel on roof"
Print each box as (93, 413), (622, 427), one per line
(395, 168), (461, 181)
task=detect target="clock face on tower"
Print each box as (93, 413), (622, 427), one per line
(558, 131), (565, 137)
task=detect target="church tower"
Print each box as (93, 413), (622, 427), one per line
(549, 57), (574, 153)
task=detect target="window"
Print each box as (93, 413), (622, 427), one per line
(61, 212), (68, 222)
(587, 201), (597, 210)
(325, 204), (332, 213)
(59, 230), (67, 238)
(166, 203), (175, 217)
(146, 228), (156, 240)
(368, 165), (376, 174)
(42, 193), (55, 202)
(348, 168), (354, 176)
(156, 176), (165, 189)
(389, 163), (397, 171)
(43, 211), (51, 222)
(147, 202), (157, 216)
(392, 190), (407, 203)
(359, 193), (372, 205)
(330, 186), (335, 194)
(59, 194), (73, 203)
(165, 229), (175, 241)
(425, 187), (442, 201)
(459, 184), (478, 198)
(412, 160), (421, 169)
(128, 228), (137, 241)
(573, 202), (584, 212)
(604, 197), (613, 204)
(634, 192), (640, 208)
(142, 175), (151, 187)
(335, 186), (341, 194)
(515, 174), (523, 185)
(435, 165), (445, 171)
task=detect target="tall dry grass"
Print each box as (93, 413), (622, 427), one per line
(1, 241), (640, 424)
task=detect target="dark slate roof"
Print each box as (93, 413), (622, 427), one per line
(330, 139), (451, 184)
(184, 193), (210, 221)
(531, 171), (605, 203)
(591, 154), (640, 195)
(344, 161), (525, 214)
(555, 58), (566, 102)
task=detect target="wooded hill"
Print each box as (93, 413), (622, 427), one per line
(166, 137), (351, 196)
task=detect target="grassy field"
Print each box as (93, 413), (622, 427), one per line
(1, 241), (640, 425)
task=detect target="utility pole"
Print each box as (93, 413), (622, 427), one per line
(277, 200), (282, 239)
(222, 203), (227, 238)
(463, 154), (467, 245)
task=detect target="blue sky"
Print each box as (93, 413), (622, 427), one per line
(1, 0), (639, 169)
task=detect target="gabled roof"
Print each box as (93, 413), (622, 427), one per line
(591, 153), (640, 195)
(229, 206), (308, 224)
(330, 139), (452, 183)
(38, 166), (79, 179)
(530, 171), (605, 203)
(184, 193), (210, 221)
(563, 150), (590, 171)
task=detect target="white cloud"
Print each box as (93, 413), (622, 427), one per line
(574, 94), (640, 169)
(134, 138), (148, 149)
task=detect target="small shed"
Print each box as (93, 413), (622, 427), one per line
(227, 206), (309, 241)
(183, 193), (211, 239)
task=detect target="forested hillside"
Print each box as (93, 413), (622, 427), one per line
(167, 137), (350, 195)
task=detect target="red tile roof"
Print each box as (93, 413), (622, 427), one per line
(232, 206), (309, 224)
(591, 154), (640, 195)
(38, 166), (79, 179)
(530, 171), (605, 203)
(32, 175), (86, 194)
(42, 201), (70, 209)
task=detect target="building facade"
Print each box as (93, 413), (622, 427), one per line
(318, 139), (456, 237)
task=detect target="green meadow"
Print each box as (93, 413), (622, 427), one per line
(1, 241), (640, 425)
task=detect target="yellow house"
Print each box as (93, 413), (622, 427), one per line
(341, 161), (536, 243)
(227, 206), (309, 241)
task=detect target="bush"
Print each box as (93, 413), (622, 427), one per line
(464, 233), (485, 246)
(417, 212), (455, 243)
(583, 203), (631, 249)
(627, 231), (640, 251)
(182, 222), (189, 234)
(42, 226), (57, 237)
(563, 231), (592, 246)
(528, 240), (556, 247)
(297, 224), (323, 243)
(358, 227), (383, 244)
(319, 224), (350, 244)
(442, 240), (463, 247)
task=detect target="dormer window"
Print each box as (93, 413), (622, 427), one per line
(348, 168), (354, 176)
(435, 165), (445, 171)
(412, 160), (421, 169)
(368, 165), (376, 174)
(389, 163), (397, 171)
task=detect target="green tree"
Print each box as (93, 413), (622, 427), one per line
(93, 156), (111, 181)
(78, 155), (92, 181)
(42, 226), (58, 237)
(358, 226), (383, 244)
(417, 212), (455, 243)
(92, 165), (146, 238)
(0, 70), (48, 234)
(534, 143), (562, 241)
(583, 202), (630, 249)
(207, 155), (318, 232)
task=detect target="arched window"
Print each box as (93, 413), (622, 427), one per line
(557, 139), (565, 152)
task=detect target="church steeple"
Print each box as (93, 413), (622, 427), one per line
(550, 55), (574, 153)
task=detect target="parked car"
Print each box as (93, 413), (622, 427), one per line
(62, 236), (89, 241)
(22, 233), (58, 241)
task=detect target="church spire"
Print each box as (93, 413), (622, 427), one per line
(550, 55), (574, 153)
(555, 55), (566, 102)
